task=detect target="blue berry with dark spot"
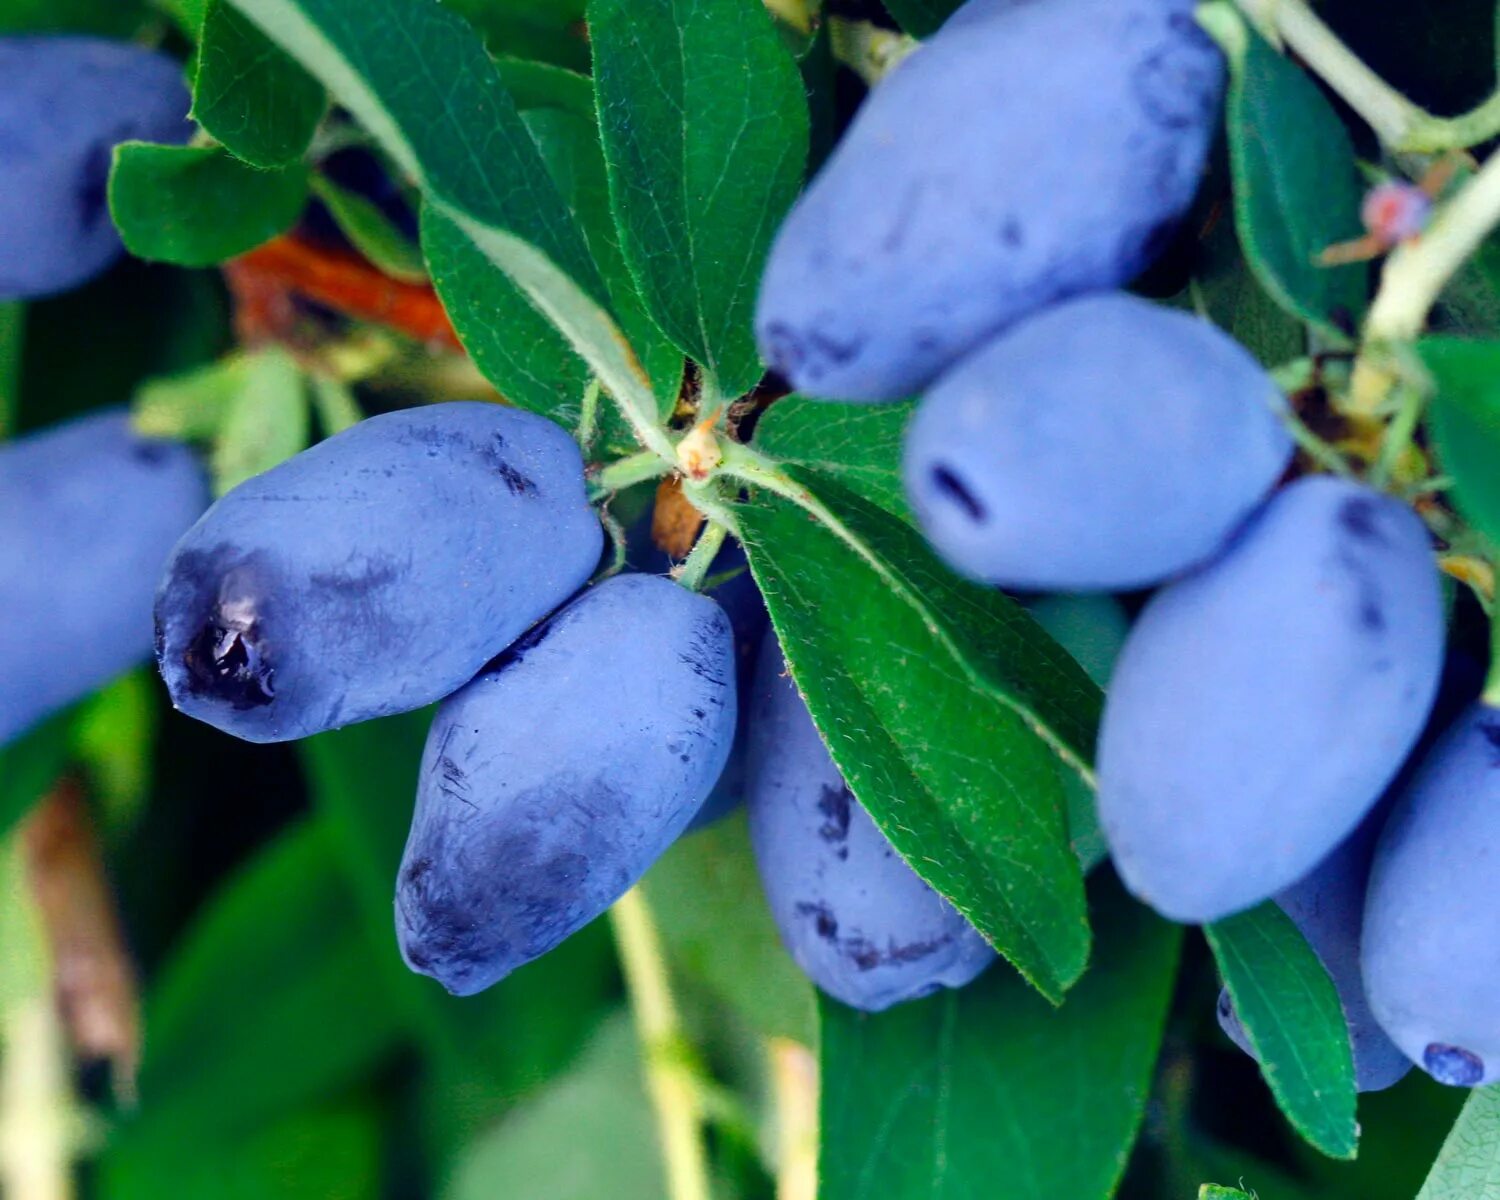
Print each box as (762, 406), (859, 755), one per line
(755, 0), (1222, 401)
(905, 294), (1292, 590)
(0, 410), (207, 746)
(1216, 808), (1411, 1092)
(0, 36), (191, 300)
(154, 402), (602, 743)
(396, 573), (737, 995)
(1098, 477), (1443, 923)
(1363, 703), (1500, 1087)
(745, 639), (994, 1011)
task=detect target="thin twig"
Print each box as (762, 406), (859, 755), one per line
(609, 889), (711, 1200)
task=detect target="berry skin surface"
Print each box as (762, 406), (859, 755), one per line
(1363, 704), (1500, 1088)
(745, 639), (995, 1011)
(1097, 476), (1444, 923)
(154, 402), (602, 743)
(0, 410), (207, 747)
(395, 573), (737, 996)
(1216, 809), (1412, 1093)
(755, 0), (1223, 402)
(0, 36), (192, 301)
(904, 294), (1292, 590)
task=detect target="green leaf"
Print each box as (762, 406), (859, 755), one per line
(1191, 213), (1305, 368)
(1420, 337), (1500, 546)
(133, 354), (255, 441)
(641, 810), (816, 1044)
(1200, 1188), (1255, 1200)
(1415, 1086), (1500, 1199)
(820, 873), (1180, 1199)
(589, 0), (809, 398)
(494, 55), (594, 113)
(309, 373), (364, 436)
(1207, 7), (1368, 342)
(420, 205), (591, 426)
(441, 0), (589, 70)
(1434, 237), (1500, 336)
(0, 704), (77, 841)
(443, 1017), (664, 1200)
(310, 172), (425, 282)
(72, 671), (157, 829)
(225, 0), (668, 439)
(194, 0), (327, 168)
(1205, 902), (1358, 1160)
(423, 58), (680, 428)
(0, 835), (48, 1013)
(210, 347), (310, 495)
(523, 106), (683, 419)
(102, 1100), (383, 1200)
(878, 0), (957, 37)
(753, 397), (915, 520)
(1025, 594), (1129, 874)
(224, 0), (603, 301)
(0, 0), (148, 34)
(736, 477), (1091, 999)
(109, 142), (309, 268)
(301, 715), (619, 1095)
(136, 818), (405, 1137)
(0, 302), (22, 440)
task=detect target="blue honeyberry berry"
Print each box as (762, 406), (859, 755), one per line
(396, 573), (737, 995)
(0, 410), (207, 747)
(1363, 703), (1500, 1088)
(155, 402), (602, 743)
(622, 512), (771, 832)
(746, 638), (995, 1011)
(904, 294), (1292, 590)
(0, 36), (191, 300)
(1216, 809), (1411, 1092)
(755, 0), (1223, 402)
(1097, 477), (1444, 923)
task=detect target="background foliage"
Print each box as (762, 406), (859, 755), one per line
(3, 0), (1500, 1196)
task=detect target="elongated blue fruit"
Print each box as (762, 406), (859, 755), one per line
(746, 640), (994, 1010)
(905, 295), (1292, 590)
(755, 0), (1222, 401)
(396, 574), (736, 995)
(0, 411), (207, 746)
(155, 402), (601, 743)
(1363, 704), (1500, 1087)
(624, 513), (769, 832)
(0, 36), (191, 300)
(1098, 477), (1443, 922)
(1217, 811), (1411, 1092)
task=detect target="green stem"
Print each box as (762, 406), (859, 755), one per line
(1231, 0), (1500, 152)
(1364, 148), (1500, 343)
(1370, 384), (1424, 488)
(1231, 0), (1427, 147)
(608, 888), (711, 1200)
(676, 523), (728, 592)
(1282, 410), (1354, 478)
(595, 504), (629, 581)
(576, 377), (602, 452)
(696, 369), (723, 426)
(590, 450), (672, 501)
